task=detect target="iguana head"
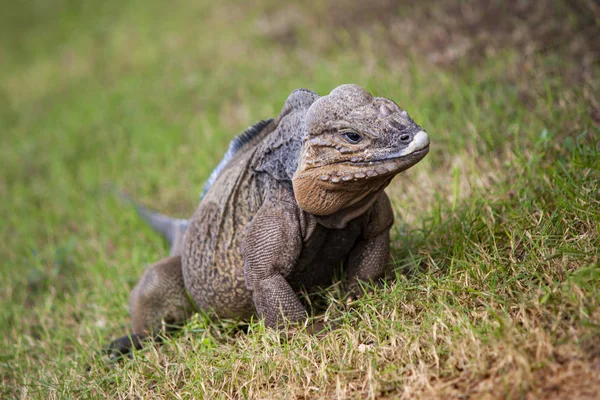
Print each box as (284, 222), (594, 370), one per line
(292, 84), (430, 216)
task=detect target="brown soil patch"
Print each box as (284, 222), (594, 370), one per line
(261, 0), (599, 88)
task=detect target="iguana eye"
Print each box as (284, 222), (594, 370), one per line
(342, 131), (362, 144)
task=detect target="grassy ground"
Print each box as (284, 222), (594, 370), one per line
(1, 0), (599, 398)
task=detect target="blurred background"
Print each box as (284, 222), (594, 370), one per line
(2, 0), (597, 223)
(1, 0), (599, 398)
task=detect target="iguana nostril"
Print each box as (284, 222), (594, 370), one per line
(400, 134), (410, 142)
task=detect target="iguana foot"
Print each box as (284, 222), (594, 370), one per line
(104, 333), (146, 358)
(307, 319), (329, 335)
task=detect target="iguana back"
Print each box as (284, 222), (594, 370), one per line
(182, 89), (318, 317)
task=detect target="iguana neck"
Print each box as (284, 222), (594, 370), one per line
(311, 187), (388, 229)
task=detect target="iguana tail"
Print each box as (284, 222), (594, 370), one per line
(117, 190), (189, 256)
(136, 204), (189, 256)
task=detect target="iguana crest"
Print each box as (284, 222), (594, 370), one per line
(202, 118), (274, 198)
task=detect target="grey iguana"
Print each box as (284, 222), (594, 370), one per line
(108, 84), (430, 354)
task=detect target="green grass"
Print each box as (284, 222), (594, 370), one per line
(1, 0), (599, 398)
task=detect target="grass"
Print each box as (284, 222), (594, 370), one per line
(1, 0), (599, 398)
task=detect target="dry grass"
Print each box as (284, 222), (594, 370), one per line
(1, 0), (599, 398)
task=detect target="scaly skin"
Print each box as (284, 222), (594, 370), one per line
(108, 84), (429, 354)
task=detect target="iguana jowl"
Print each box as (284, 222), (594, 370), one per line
(109, 84), (430, 353)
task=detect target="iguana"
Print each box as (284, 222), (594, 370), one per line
(108, 84), (430, 354)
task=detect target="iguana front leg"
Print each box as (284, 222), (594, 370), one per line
(346, 230), (390, 296)
(346, 193), (394, 297)
(243, 195), (306, 328)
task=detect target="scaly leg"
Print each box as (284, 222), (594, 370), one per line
(107, 256), (194, 355)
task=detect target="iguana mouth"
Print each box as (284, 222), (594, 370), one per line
(315, 131), (429, 183)
(359, 129), (430, 164)
(318, 146), (429, 183)
(314, 129), (429, 184)
(351, 145), (430, 166)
